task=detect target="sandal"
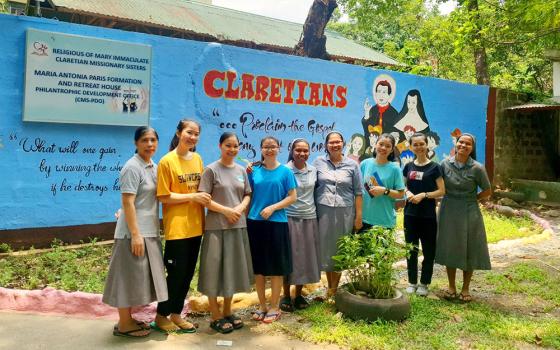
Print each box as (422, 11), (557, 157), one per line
(279, 296), (294, 312)
(458, 293), (473, 303)
(149, 321), (179, 334)
(293, 295), (309, 310)
(252, 310), (267, 321)
(262, 310), (281, 324)
(210, 318), (234, 334)
(113, 326), (150, 338)
(114, 320), (150, 331)
(224, 314), (243, 330)
(442, 290), (457, 301)
(172, 319), (197, 333)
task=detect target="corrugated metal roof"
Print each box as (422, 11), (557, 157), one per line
(46, 0), (399, 66)
(506, 103), (560, 111)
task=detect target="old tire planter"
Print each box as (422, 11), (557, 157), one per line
(334, 285), (410, 322)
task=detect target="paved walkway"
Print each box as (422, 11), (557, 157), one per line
(0, 311), (339, 350)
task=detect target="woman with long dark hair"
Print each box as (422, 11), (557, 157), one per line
(313, 131), (363, 298)
(152, 119), (211, 333)
(103, 126), (167, 338)
(197, 132), (253, 333)
(394, 89), (430, 134)
(402, 132), (445, 297)
(435, 133), (492, 303)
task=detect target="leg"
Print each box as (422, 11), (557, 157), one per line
(446, 267), (457, 295)
(280, 276), (294, 312)
(404, 215), (420, 286)
(461, 270), (474, 296)
(207, 296), (222, 321)
(263, 275), (283, 323)
(168, 236), (201, 329)
(223, 297), (242, 329)
(155, 240), (181, 330)
(295, 285), (304, 297)
(282, 276), (291, 298)
(117, 307), (150, 336)
(255, 274), (267, 311)
(419, 217), (437, 286)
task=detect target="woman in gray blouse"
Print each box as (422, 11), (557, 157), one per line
(435, 133), (492, 303)
(103, 127), (168, 338)
(313, 131), (363, 299)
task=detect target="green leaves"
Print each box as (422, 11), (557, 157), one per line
(332, 226), (410, 299)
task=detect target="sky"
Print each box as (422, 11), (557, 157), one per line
(212, 0), (457, 24)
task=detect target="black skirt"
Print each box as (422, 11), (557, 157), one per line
(247, 219), (293, 276)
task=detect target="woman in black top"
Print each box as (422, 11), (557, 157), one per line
(402, 133), (445, 296)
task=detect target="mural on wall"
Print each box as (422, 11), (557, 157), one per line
(0, 15), (489, 232)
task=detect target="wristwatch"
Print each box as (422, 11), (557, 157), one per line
(424, 192), (429, 199)
(384, 188), (391, 196)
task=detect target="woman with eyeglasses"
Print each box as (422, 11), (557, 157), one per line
(246, 136), (297, 323)
(313, 131), (363, 299)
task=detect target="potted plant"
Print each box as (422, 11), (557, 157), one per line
(331, 225), (411, 322)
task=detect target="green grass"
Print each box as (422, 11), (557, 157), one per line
(395, 206), (542, 243)
(277, 261), (560, 349)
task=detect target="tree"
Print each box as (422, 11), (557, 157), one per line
(294, 0), (338, 59)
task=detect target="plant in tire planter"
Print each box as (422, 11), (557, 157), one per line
(332, 226), (411, 322)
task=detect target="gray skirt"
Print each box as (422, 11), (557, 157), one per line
(287, 217), (321, 285)
(317, 204), (355, 272)
(435, 197), (491, 271)
(197, 228), (254, 297)
(102, 237), (168, 308)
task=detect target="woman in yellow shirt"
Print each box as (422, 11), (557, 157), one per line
(151, 119), (211, 333)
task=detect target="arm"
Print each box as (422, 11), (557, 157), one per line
(260, 189), (297, 220)
(158, 192), (211, 205)
(408, 177), (445, 204)
(354, 195), (363, 231)
(477, 188), (492, 201)
(122, 193), (145, 257)
(205, 194), (251, 224)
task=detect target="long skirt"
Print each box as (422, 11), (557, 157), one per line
(247, 219), (293, 276)
(197, 228), (254, 297)
(317, 204), (355, 272)
(435, 196), (491, 271)
(287, 217), (321, 285)
(102, 237), (168, 308)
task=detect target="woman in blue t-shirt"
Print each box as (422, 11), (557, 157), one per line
(402, 133), (445, 297)
(360, 133), (405, 230)
(247, 136), (297, 323)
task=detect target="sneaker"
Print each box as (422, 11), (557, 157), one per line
(416, 284), (429, 296)
(405, 284), (417, 294)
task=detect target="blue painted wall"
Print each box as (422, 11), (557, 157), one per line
(0, 14), (489, 231)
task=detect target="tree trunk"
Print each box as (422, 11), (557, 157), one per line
(466, 0), (491, 85)
(294, 0), (338, 60)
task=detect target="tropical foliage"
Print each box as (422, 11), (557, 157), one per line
(331, 0), (560, 98)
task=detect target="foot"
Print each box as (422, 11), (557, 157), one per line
(169, 314), (196, 332)
(252, 309), (267, 321)
(458, 293), (472, 303)
(405, 284), (417, 294)
(279, 296), (294, 312)
(416, 284), (429, 297)
(293, 295), (309, 310)
(113, 326), (150, 338)
(224, 314), (243, 330)
(442, 289), (457, 300)
(262, 309), (281, 324)
(210, 318), (233, 334)
(152, 314), (179, 333)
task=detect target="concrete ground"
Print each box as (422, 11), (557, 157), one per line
(0, 311), (340, 350)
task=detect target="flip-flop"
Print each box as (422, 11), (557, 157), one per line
(293, 295), (309, 310)
(262, 310), (281, 324)
(113, 326), (150, 338)
(224, 314), (244, 330)
(279, 296), (294, 312)
(252, 310), (267, 321)
(210, 318), (234, 334)
(172, 320), (197, 333)
(114, 321), (150, 331)
(442, 290), (457, 300)
(458, 293), (473, 303)
(149, 321), (180, 334)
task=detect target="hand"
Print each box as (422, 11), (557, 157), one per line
(224, 207), (242, 224)
(409, 193), (426, 204)
(131, 234), (145, 257)
(363, 98), (371, 119)
(353, 216), (363, 231)
(369, 186), (386, 197)
(192, 192), (211, 205)
(260, 205), (275, 220)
